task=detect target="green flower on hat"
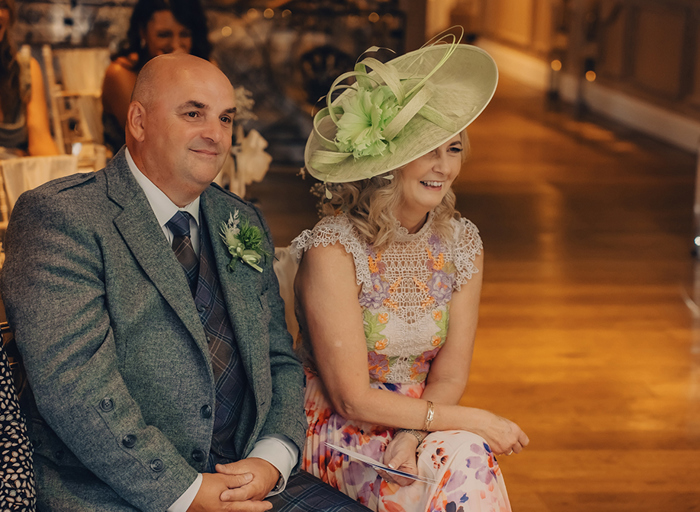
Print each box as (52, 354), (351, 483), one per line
(335, 85), (401, 158)
(304, 28), (499, 184)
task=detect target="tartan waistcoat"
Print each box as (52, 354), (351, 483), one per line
(195, 217), (248, 469)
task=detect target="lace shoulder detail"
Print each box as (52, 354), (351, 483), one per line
(289, 215), (372, 289)
(450, 217), (483, 290)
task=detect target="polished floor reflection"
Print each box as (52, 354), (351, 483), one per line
(249, 74), (699, 511)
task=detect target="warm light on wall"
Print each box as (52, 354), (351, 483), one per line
(221, 26), (232, 37)
(246, 8), (259, 19)
(368, 12), (380, 23)
(282, 9), (292, 18)
(264, 8), (274, 19)
(585, 71), (597, 82)
(551, 59), (562, 72)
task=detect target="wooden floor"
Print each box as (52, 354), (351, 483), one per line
(249, 74), (700, 510)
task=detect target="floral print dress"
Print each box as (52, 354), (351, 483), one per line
(291, 213), (511, 512)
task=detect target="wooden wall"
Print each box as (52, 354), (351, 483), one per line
(472, 0), (700, 121)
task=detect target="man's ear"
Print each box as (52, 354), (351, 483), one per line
(127, 101), (146, 142)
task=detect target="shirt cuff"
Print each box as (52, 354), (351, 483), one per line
(248, 435), (299, 496)
(167, 473), (202, 512)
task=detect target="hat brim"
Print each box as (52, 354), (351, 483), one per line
(305, 44), (498, 183)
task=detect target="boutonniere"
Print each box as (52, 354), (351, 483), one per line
(219, 210), (269, 272)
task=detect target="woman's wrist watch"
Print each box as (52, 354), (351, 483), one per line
(397, 429), (426, 444)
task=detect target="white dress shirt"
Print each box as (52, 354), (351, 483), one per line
(125, 149), (298, 511)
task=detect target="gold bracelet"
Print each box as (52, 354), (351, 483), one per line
(423, 400), (435, 431)
(397, 429), (425, 444)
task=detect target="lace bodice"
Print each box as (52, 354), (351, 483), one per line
(291, 213), (482, 384)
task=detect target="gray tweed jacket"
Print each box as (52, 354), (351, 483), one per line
(0, 149), (306, 512)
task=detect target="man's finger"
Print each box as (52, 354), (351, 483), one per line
(220, 472), (254, 489)
(220, 484), (253, 502)
(216, 462), (250, 475)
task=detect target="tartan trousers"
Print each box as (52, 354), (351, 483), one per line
(267, 471), (371, 511)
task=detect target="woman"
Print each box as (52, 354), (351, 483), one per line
(0, 0), (58, 158)
(101, 0), (211, 153)
(0, 343), (35, 511)
(291, 34), (529, 511)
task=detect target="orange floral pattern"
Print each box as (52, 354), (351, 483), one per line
(302, 373), (512, 512)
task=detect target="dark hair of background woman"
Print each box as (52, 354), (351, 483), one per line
(0, 0), (20, 119)
(120, 0), (211, 71)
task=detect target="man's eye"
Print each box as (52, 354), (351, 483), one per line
(220, 116), (233, 124)
(187, 112), (199, 118)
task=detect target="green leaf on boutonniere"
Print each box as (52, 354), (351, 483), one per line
(220, 210), (269, 273)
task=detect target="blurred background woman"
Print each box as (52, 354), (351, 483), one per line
(0, 0), (57, 158)
(101, 0), (211, 154)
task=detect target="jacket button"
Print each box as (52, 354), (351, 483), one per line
(99, 398), (114, 412)
(149, 458), (165, 472)
(191, 449), (206, 463)
(122, 434), (137, 448)
(55, 450), (64, 460)
(197, 304), (207, 313)
(200, 405), (212, 418)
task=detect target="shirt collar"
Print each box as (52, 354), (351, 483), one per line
(125, 148), (200, 228)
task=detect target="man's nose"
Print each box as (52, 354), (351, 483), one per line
(201, 118), (225, 143)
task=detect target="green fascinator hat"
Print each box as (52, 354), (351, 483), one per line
(304, 31), (498, 184)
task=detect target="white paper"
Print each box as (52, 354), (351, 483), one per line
(325, 442), (437, 484)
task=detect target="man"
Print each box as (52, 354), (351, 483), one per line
(1, 54), (367, 511)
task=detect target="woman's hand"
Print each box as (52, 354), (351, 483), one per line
(378, 430), (422, 487)
(472, 410), (529, 456)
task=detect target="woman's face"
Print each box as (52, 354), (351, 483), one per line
(396, 134), (464, 226)
(141, 10), (192, 58)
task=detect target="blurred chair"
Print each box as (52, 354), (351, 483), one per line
(273, 246), (299, 341)
(42, 45), (110, 171)
(0, 155), (79, 229)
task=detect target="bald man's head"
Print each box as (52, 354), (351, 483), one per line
(131, 54), (222, 108)
(130, 59), (156, 108)
(125, 54), (236, 206)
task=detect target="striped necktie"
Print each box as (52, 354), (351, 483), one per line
(166, 211), (199, 295)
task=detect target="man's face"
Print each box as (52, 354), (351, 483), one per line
(140, 64), (235, 205)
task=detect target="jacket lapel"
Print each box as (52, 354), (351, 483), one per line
(200, 190), (264, 388)
(105, 150), (210, 359)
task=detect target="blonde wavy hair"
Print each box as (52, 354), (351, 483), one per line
(317, 131), (470, 252)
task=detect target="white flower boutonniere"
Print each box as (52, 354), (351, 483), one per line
(219, 211), (268, 272)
